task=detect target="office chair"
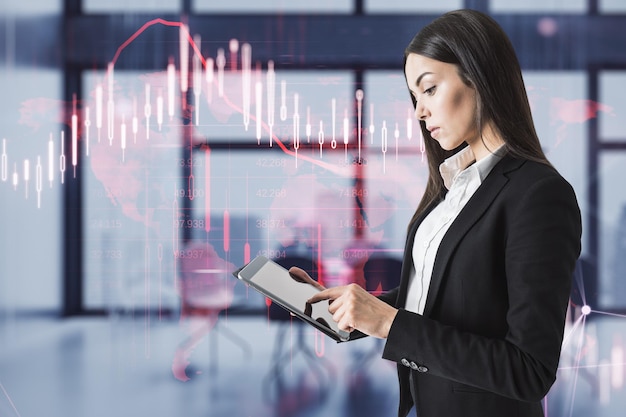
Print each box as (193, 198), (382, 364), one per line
(172, 241), (251, 382)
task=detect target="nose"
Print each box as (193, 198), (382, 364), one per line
(414, 100), (428, 120)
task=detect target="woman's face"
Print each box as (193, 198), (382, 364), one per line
(405, 53), (480, 153)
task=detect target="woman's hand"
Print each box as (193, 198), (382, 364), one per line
(307, 283), (398, 339)
(288, 266), (326, 291)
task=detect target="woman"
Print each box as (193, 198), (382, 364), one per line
(293, 9), (582, 417)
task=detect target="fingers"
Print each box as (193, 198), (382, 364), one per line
(288, 266), (310, 283)
(329, 298), (354, 332)
(305, 283), (397, 338)
(288, 267), (325, 291)
(307, 288), (335, 304)
(306, 287), (353, 332)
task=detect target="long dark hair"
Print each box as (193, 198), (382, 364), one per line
(406, 9), (550, 228)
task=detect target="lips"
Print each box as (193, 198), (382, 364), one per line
(428, 126), (440, 138)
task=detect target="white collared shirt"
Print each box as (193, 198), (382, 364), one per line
(405, 145), (504, 314)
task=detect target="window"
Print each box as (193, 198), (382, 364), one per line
(523, 71), (589, 255)
(82, 70), (181, 310)
(0, 68), (62, 311)
(490, 0), (587, 13)
(0, 0), (61, 14)
(599, 152), (626, 309)
(364, 0), (462, 14)
(193, 0), (352, 14)
(83, 0), (181, 13)
(600, 0), (626, 14)
(599, 72), (626, 142)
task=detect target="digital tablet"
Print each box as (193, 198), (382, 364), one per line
(233, 255), (350, 342)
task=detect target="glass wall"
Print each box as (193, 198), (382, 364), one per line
(193, 0), (352, 14)
(599, 71), (626, 309)
(490, 0), (587, 13)
(0, 68), (62, 311)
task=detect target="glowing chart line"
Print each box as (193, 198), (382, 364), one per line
(223, 210), (230, 253)
(315, 329), (325, 358)
(121, 117), (127, 162)
(193, 34), (202, 126)
(255, 78), (263, 144)
(216, 48), (225, 97)
(105, 19), (384, 172)
(331, 98), (336, 150)
(356, 89), (363, 161)
(12, 163), (17, 190)
(132, 98), (138, 143)
(156, 89), (164, 131)
(23, 159), (29, 199)
(36, 156), (42, 208)
(394, 123), (400, 161)
(84, 106), (91, 156)
(343, 109), (349, 162)
(242, 42), (252, 131)
(318, 120), (324, 158)
(558, 361), (626, 371)
(229, 38), (239, 71)
(204, 145), (211, 233)
(590, 310), (626, 319)
(172, 187), (179, 258)
(293, 93), (300, 166)
(561, 313), (584, 351)
(266, 60), (276, 146)
(60, 131), (66, 184)
(96, 84), (103, 142)
(0, 16), (430, 207)
(0, 381), (22, 417)
(179, 24), (189, 94)
(110, 18), (203, 69)
(47, 134), (54, 187)
(1, 139), (7, 182)
(107, 62), (115, 145)
(381, 120), (388, 173)
(144, 83), (152, 139)
(566, 316), (587, 417)
(167, 59), (175, 120)
(369, 103), (375, 144)
(306, 106), (311, 143)
(72, 110), (78, 176)
(205, 56), (214, 103)
(218, 83), (345, 175)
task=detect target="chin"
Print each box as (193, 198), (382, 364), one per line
(436, 139), (467, 153)
(436, 140), (458, 151)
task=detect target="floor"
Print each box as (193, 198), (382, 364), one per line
(0, 313), (624, 417)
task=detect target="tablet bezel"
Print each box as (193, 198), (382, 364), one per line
(232, 255), (350, 342)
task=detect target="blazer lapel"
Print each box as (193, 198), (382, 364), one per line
(422, 155), (523, 317)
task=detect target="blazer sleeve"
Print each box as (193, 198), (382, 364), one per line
(382, 172), (582, 402)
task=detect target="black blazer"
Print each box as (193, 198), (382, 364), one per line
(379, 155), (582, 417)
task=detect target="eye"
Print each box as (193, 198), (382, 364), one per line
(424, 86), (436, 96)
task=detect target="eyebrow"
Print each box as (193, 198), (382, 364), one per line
(414, 72), (434, 88)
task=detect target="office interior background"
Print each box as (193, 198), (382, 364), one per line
(1, 0), (626, 416)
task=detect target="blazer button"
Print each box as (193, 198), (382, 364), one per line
(417, 365), (429, 373)
(410, 361), (419, 371)
(401, 358), (411, 368)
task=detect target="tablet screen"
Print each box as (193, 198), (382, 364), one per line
(236, 256), (349, 341)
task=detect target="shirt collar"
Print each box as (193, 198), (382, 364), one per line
(439, 145), (505, 190)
